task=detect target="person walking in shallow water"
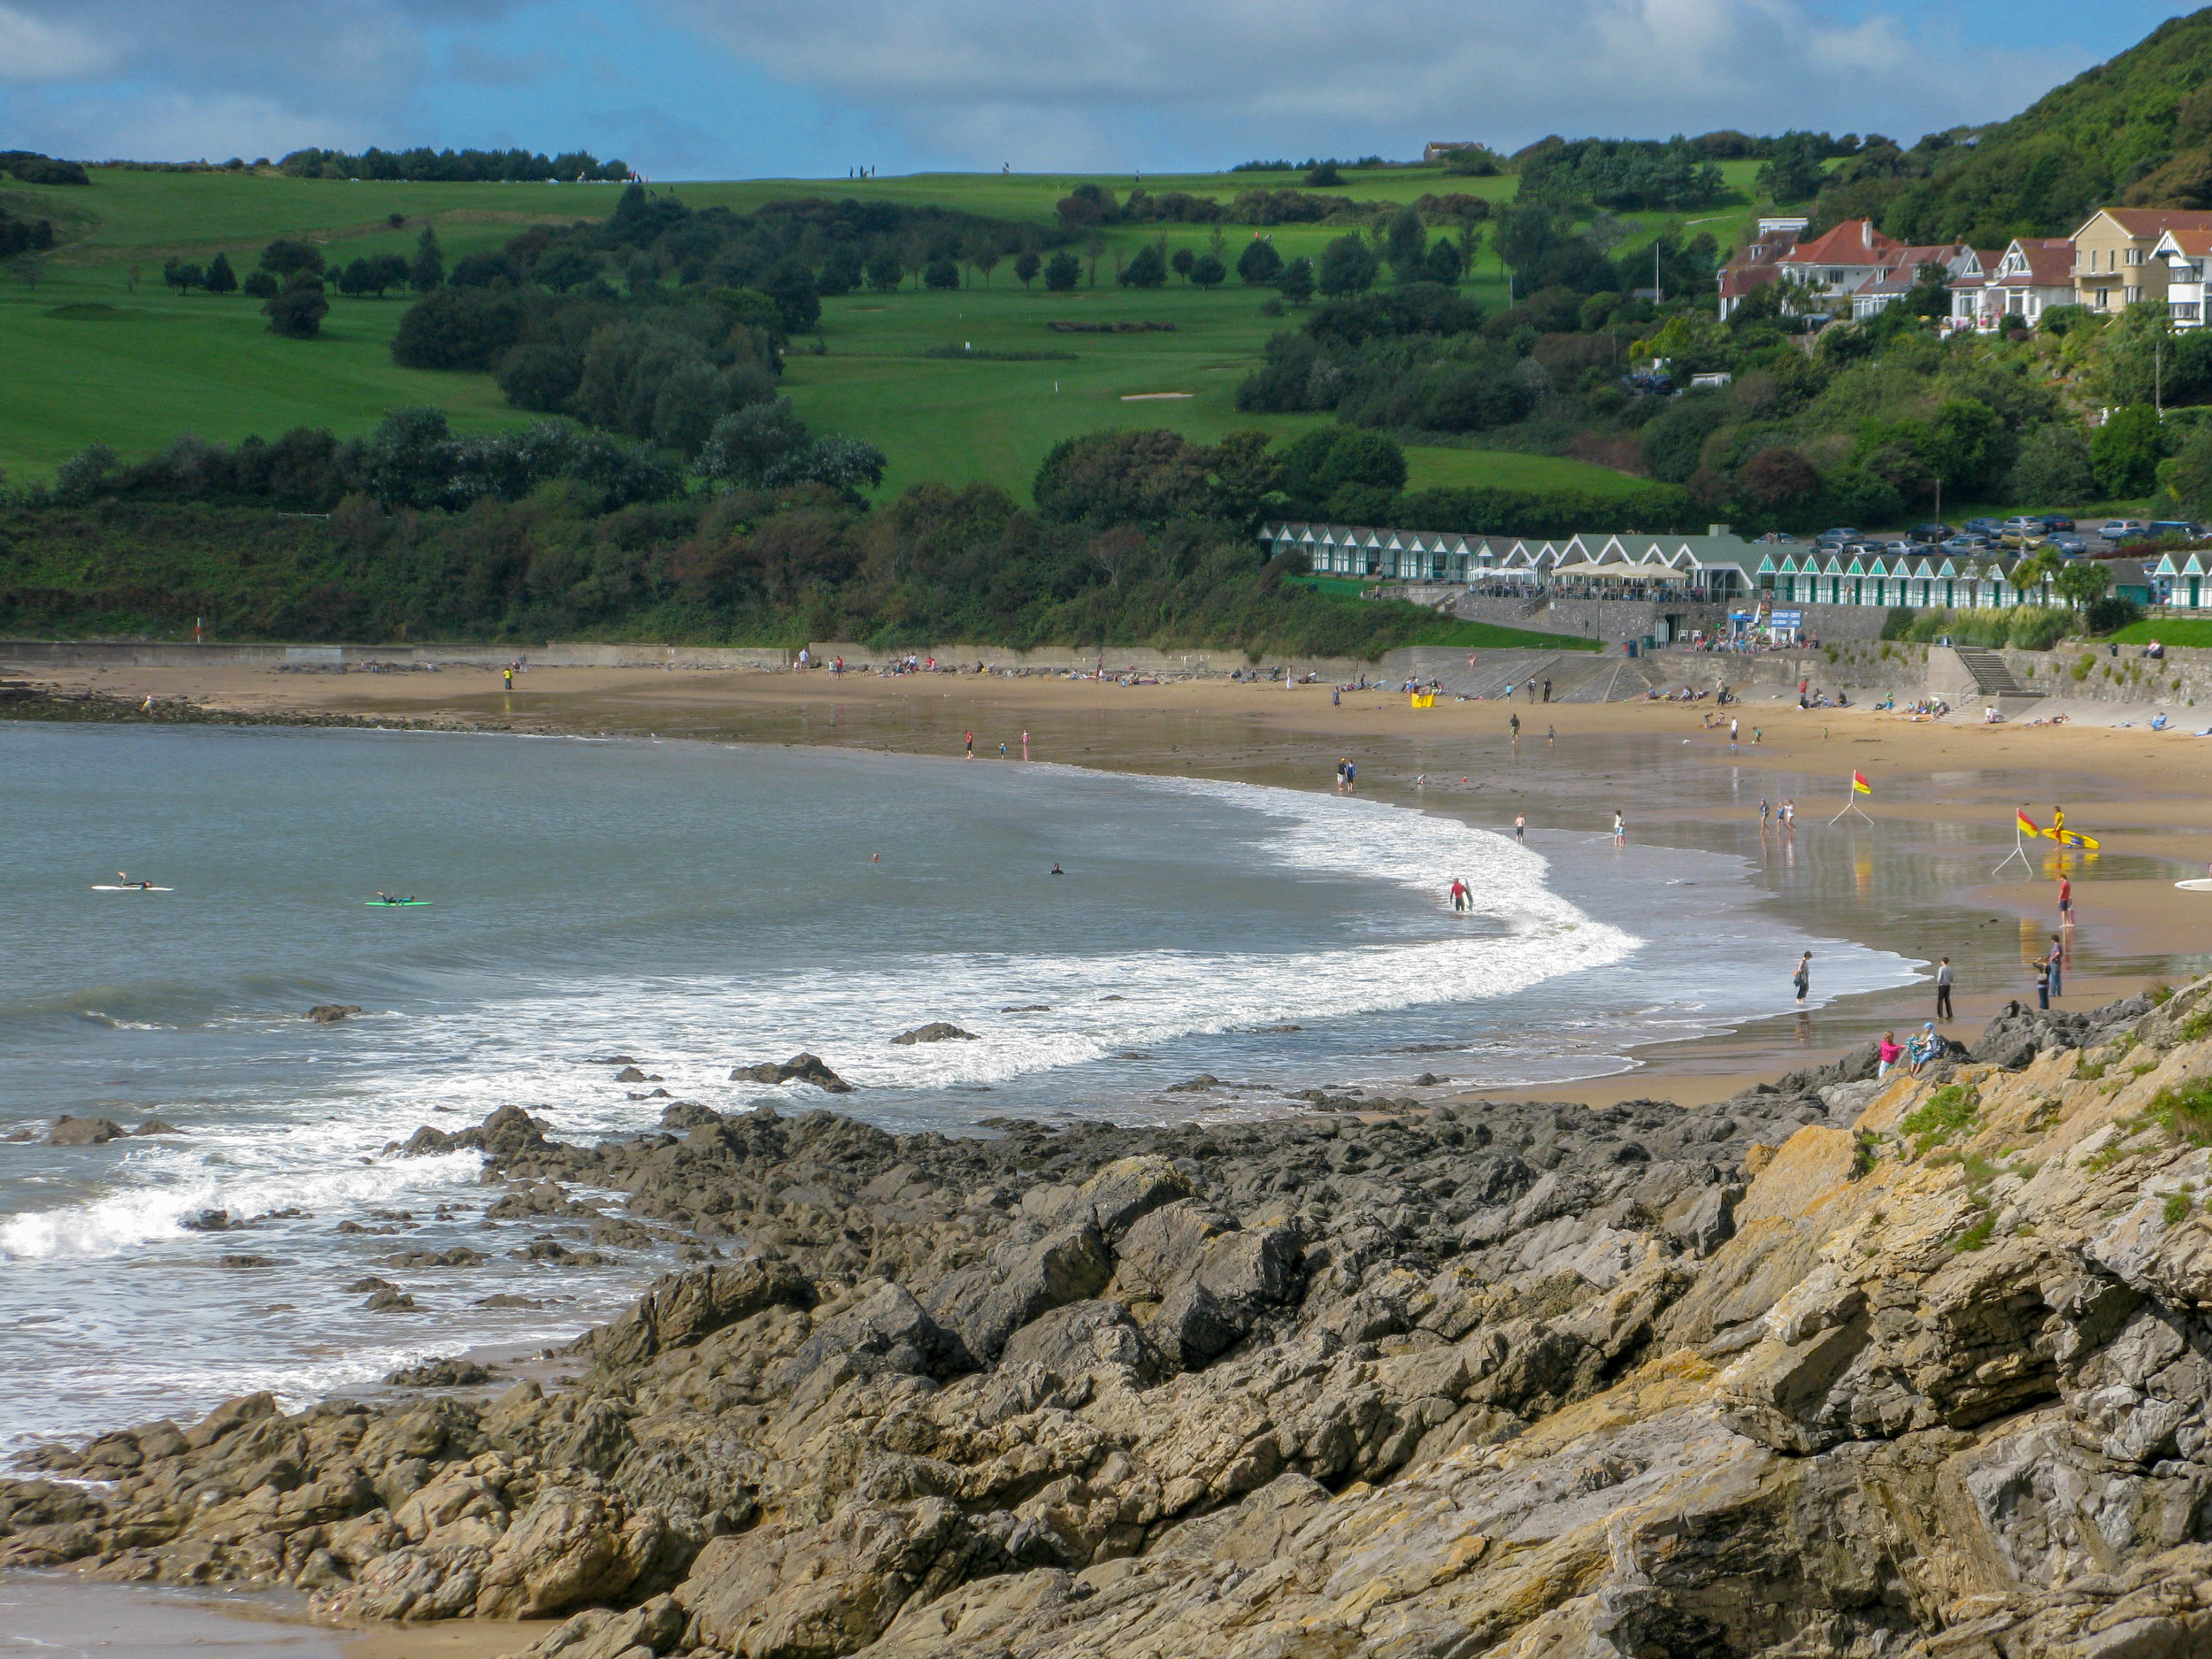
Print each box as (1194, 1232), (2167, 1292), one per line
(1935, 956), (1954, 1021)
(1793, 951), (1812, 1005)
(1611, 809), (1625, 844)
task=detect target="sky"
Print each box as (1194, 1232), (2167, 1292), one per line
(0, 0), (2200, 180)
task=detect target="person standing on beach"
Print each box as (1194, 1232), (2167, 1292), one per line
(1729, 717), (1739, 748)
(1021, 731), (1030, 760)
(1759, 798), (1771, 833)
(1334, 759), (1347, 794)
(1542, 677), (1551, 703)
(1793, 951), (1812, 1005)
(1509, 713), (1520, 741)
(1936, 956), (1954, 1021)
(2033, 952), (2051, 1010)
(964, 731), (974, 759)
(2047, 935), (2064, 999)
(1345, 761), (1356, 793)
(1514, 813), (1526, 843)
(1612, 809), (1625, 844)
(2058, 874), (2073, 927)
(503, 665), (513, 691)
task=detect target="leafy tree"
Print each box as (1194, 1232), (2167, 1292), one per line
(1737, 446), (1821, 511)
(1421, 239), (1463, 285)
(1033, 428), (1216, 526)
(972, 242), (1002, 288)
(1923, 397), (2010, 491)
(698, 398), (810, 486)
(162, 257), (206, 293)
(2008, 421), (2095, 505)
(1304, 164), (1343, 188)
(1385, 206), (1426, 281)
(1317, 234), (1378, 298)
(338, 254), (409, 297)
(411, 227), (444, 293)
(1755, 132), (1829, 202)
(761, 258), (822, 333)
(264, 288), (330, 338)
(242, 270), (280, 299)
(1044, 250), (1081, 292)
(203, 253), (238, 296)
(1014, 250), (1041, 288)
(924, 258), (960, 291)
(1119, 245), (1168, 288)
(496, 343), (584, 412)
(2092, 403), (2162, 498)
(2054, 558), (2110, 611)
(1171, 248), (1195, 282)
(1277, 257), (1315, 306)
(1189, 254), (1225, 290)
(260, 240), (326, 282)
(533, 246), (599, 293)
(1236, 238), (1283, 285)
(390, 288), (523, 370)
(865, 250), (904, 293)
(818, 244), (863, 296)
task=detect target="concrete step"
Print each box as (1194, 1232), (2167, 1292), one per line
(1954, 647), (2028, 697)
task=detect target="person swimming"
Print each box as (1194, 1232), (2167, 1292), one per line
(1049, 863), (1064, 876)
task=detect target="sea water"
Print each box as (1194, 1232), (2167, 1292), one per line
(0, 722), (1912, 1448)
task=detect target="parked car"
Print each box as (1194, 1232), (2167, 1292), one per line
(1940, 536), (1989, 556)
(2001, 516), (2044, 536)
(2047, 534), (2088, 556)
(2099, 519), (2148, 540)
(2039, 515), (2076, 532)
(1965, 516), (2007, 537)
(1813, 527), (1860, 547)
(1999, 530), (2047, 550)
(1909, 522), (1955, 544)
(2147, 520), (2199, 540)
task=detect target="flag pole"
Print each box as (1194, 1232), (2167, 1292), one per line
(1827, 775), (1873, 826)
(1993, 811), (2033, 877)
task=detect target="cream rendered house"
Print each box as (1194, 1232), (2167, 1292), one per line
(2070, 209), (2212, 313)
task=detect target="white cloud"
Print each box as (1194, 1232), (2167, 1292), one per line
(0, 4), (116, 81)
(664, 0), (2076, 165)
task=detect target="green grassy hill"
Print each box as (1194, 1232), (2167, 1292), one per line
(0, 162), (1765, 501)
(1821, 5), (2212, 242)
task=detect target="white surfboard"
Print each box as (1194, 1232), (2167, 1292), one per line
(91, 884), (173, 891)
(2176, 879), (2212, 891)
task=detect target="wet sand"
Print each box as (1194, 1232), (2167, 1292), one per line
(0, 1573), (551, 1658)
(15, 655), (2212, 1094)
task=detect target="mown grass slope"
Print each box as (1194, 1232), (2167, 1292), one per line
(0, 163), (1766, 499)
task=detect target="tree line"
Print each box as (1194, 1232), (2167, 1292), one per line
(1, 422), (1520, 657)
(277, 147), (631, 183)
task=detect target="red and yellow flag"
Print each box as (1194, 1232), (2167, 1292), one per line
(1851, 771), (1872, 795)
(2017, 810), (2039, 835)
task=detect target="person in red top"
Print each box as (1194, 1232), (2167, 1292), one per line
(964, 731), (974, 759)
(2058, 874), (2073, 926)
(1877, 1030), (1902, 1079)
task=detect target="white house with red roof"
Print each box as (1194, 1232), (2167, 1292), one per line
(1947, 238), (2076, 332)
(1717, 219), (1982, 321)
(2155, 227), (2212, 328)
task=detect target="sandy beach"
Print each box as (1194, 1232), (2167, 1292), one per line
(12, 651), (2212, 1100)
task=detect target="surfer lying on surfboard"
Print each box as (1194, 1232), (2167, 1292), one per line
(92, 873), (169, 891)
(369, 893), (427, 906)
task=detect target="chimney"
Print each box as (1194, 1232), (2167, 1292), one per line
(1862, 220), (1873, 249)
(1709, 524), (1731, 538)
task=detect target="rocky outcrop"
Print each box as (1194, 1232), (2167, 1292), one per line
(731, 1054), (852, 1093)
(890, 1025), (977, 1046)
(45, 1116), (128, 1146)
(12, 984), (2212, 1658)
